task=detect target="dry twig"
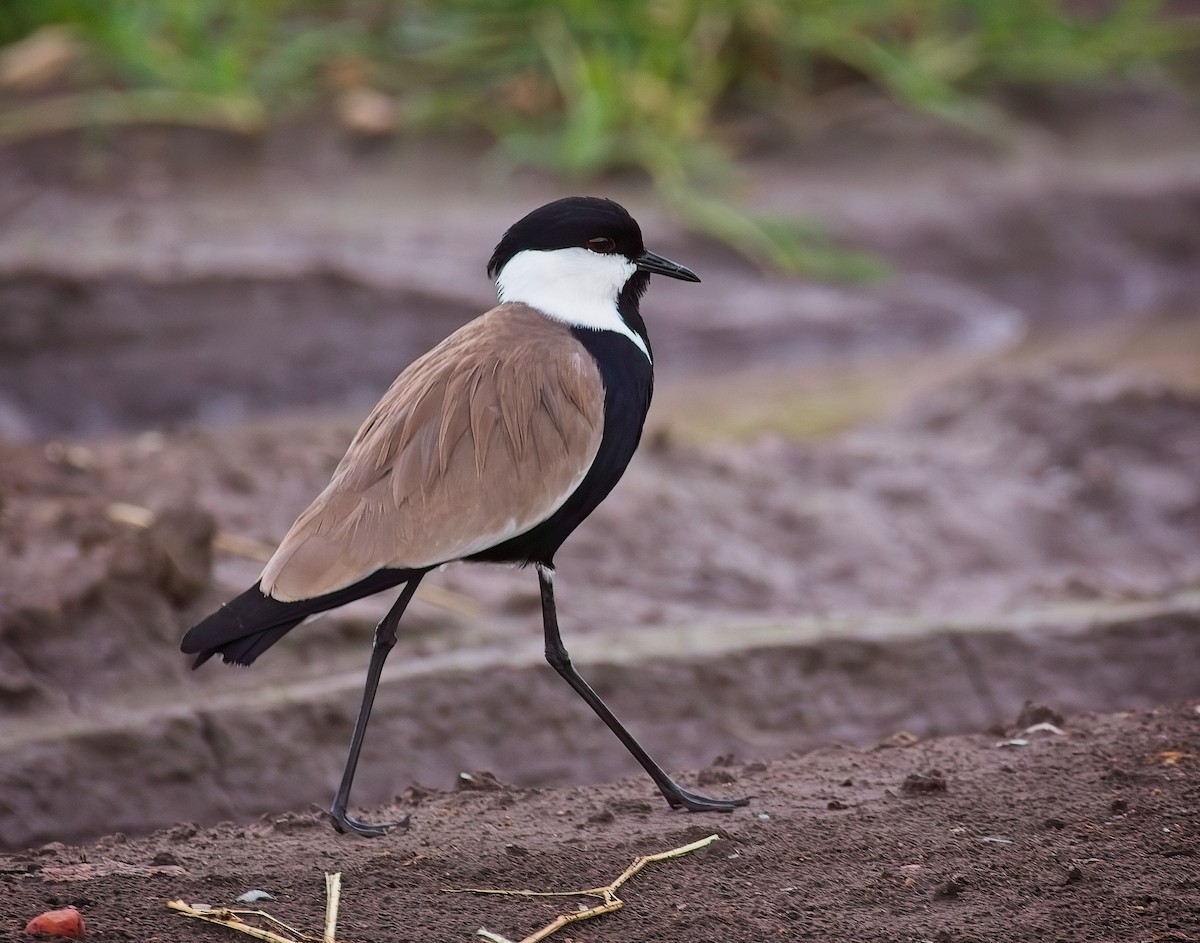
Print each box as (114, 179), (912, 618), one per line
(167, 900), (308, 943)
(323, 872), (342, 943)
(449, 833), (720, 943)
(169, 872), (350, 943)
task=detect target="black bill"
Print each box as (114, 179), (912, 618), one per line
(636, 250), (700, 283)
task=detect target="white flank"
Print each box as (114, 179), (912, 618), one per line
(496, 247), (650, 361)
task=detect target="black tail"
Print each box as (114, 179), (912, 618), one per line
(181, 569), (420, 668)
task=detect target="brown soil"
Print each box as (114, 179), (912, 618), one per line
(3, 704), (1199, 942)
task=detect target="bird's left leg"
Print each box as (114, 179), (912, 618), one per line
(536, 564), (750, 813)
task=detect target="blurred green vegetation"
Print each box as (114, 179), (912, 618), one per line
(2, 1), (1197, 275)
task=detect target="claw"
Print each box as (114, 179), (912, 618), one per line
(665, 789), (752, 813)
(329, 805), (410, 838)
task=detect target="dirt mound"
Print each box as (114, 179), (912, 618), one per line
(564, 368), (1200, 624)
(0, 441), (214, 713)
(3, 704), (1197, 942)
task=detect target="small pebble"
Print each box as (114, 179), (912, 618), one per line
(24, 907), (85, 939)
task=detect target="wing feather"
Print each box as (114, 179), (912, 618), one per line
(261, 304), (604, 601)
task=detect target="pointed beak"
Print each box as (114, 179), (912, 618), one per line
(636, 250), (700, 283)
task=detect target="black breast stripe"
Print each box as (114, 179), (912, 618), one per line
(468, 327), (653, 567)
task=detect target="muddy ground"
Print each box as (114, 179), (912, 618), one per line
(1, 89), (1200, 938)
(4, 705), (1199, 943)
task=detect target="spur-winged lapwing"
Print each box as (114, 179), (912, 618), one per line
(182, 196), (750, 836)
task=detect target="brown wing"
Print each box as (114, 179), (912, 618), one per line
(261, 304), (605, 601)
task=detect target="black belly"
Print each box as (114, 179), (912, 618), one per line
(467, 327), (653, 567)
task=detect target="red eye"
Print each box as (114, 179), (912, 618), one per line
(587, 236), (616, 253)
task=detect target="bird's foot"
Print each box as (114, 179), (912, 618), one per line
(329, 805), (411, 838)
(665, 787), (752, 813)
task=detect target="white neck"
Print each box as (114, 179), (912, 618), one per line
(495, 247), (650, 361)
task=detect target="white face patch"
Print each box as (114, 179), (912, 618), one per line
(496, 247), (650, 361)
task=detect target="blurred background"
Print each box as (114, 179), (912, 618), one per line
(2, 1), (1199, 849)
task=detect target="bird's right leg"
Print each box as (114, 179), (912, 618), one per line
(329, 573), (424, 837)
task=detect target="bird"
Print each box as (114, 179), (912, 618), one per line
(181, 196), (750, 836)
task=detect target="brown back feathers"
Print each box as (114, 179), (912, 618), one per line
(261, 304), (604, 601)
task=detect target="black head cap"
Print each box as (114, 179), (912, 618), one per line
(487, 196), (645, 279)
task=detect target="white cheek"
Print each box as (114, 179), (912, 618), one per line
(496, 247), (649, 361)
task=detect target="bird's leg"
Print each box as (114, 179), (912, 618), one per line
(329, 573), (425, 837)
(536, 564), (750, 813)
